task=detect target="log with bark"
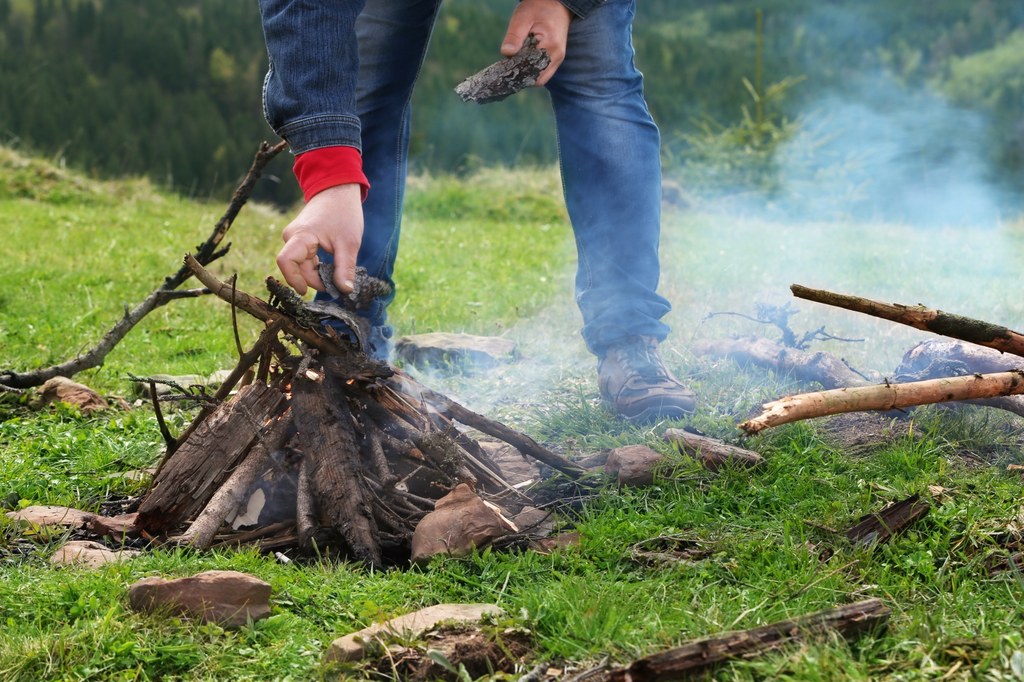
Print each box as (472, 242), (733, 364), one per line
(135, 258), (583, 566)
(733, 287), (1024, 434)
(601, 598), (890, 681)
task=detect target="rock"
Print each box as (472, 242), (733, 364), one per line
(531, 531), (581, 554)
(411, 484), (518, 563)
(512, 506), (556, 536)
(6, 505), (96, 529)
(325, 603), (504, 663)
(394, 332), (517, 374)
(478, 441), (540, 486)
(50, 540), (139, 568)
(128, 570), (271, 628)
(87, 512), (140, 540)
(604, 445), (665, 487)
(33, 377), (108, 413)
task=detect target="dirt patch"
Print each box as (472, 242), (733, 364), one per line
(815, 412), (916, 456)
(364, 625), (533, 681)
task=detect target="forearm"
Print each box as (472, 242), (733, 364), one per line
(258, 0), (367, 154)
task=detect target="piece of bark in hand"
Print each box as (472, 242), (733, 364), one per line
(455, 34), (550, 104)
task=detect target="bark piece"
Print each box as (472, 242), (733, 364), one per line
(844, 494), (930, 547)
(128, 570), (271, 628)
(325, 603), (505, 663)
(6, 505), (95, 529)
(455, 35), (550, 104)
(291, 366), (382, 567)
(50, 540), (139, 568)
(605, 598), (890, 681)
(32, 377), (109, 413)
(411, 483), (518, 563)
(395, 332), (518, 374)
(740, 371), (1024, 435)
(791, 285), (1024, 359)
(136, 382), (287, 534)
(663, 429), (765, 471)
(604, 445), (665, 487)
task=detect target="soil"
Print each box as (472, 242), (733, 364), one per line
(364, 625), (534, 681)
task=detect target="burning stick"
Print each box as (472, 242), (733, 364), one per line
(740, 370), (1024, 434)
(791, 285), (1024, 360)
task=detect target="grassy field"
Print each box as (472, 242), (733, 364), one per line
(2, 144), (1024, 680)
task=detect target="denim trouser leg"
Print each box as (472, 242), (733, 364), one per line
(315, 0), (443, 360)
(545, 0), (671, 357)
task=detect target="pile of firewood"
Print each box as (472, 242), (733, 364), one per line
(133, 256), (584, 567)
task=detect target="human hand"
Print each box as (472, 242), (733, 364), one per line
(500, 0), (572, 86)
(276, 183), (364, 296)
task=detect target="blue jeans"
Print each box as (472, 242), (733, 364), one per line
(267, 0), (671, 359)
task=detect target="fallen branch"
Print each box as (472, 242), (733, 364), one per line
(740, 370), (1024, 434)
(791, 285), (1024, 360)
(844, 494), (930, 548)
(0, 141), (287, 390)
(663, 429), (764, 471)
(604, 598), (889, 681)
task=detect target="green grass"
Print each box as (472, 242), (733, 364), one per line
(3, 145), (1024, 680)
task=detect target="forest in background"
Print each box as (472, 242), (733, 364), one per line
(1, 0), (1022, 213)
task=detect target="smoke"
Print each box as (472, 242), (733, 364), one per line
(770, 74), (1013, 227)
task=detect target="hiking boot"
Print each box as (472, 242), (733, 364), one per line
(598, 336), (696, 423)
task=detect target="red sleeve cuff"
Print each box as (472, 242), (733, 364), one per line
(293, 146), (370, 202)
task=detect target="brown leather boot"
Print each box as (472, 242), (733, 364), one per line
(598, 336), (696, 422)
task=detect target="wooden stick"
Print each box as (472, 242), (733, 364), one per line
(174, 410), (293, 549)
(791, 285), (1024, 359)
(663, 429), (765, 471)
(740, 370), (1024, 434)
(605, 598), (889, 681)
(0, 142), (285, 390)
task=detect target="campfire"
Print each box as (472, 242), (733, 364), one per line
(133, 255), (585, 567)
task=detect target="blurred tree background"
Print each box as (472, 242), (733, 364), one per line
(1, 0), (1021, 213)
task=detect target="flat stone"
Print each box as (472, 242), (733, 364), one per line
(6, 505), (96, 529)
(478, 441), (540, 486)
(32, 377), (108, 413)
(128, 570), (271, 628)
(50, 540), (139, 568)
(395, 332), (517, 374)
(411, 484), (517, 563)
(131, 370), (232, 399)
(325, 603), (505, 663)
(604, 445), (665, 487)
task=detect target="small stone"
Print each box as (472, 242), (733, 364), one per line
(478, 441), (540, 486)
(33, 377), (108, 413)
(128, 570), (271, 628)
(87, 512), (140, 540)
(604, 445), (665, 487)
(325, 603), (504, 663)
(411, 484), (517, 563)
(50, 540), (139, 568)
(6, 505), (96, 529)
(395, 332), (517, 374)
(531, 531), (581, 554)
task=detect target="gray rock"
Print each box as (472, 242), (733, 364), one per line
(325, 603), (504, 663)
(128, 570), (271, 628)
(395, 332), (517, 374)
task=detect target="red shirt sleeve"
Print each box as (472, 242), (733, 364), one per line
(292, 146), (370, 202)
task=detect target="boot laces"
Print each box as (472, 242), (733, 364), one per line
(617, 338), (670, 382)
